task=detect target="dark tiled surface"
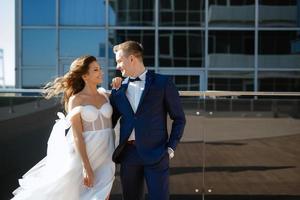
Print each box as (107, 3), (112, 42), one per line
(1, 107), (299, 200)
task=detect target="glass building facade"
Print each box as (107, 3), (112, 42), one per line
(16, 0), (300, 91)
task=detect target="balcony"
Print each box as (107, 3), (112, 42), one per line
(208, 5), (298, 27)
(208, 54), (300, 68)
(0, 89), (299, 200)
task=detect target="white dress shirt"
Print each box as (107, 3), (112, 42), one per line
(126, 70), (147, 141)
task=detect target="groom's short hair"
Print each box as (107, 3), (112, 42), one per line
(113, 41), (144, 61)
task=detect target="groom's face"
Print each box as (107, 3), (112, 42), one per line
(115, 50), (134, 77)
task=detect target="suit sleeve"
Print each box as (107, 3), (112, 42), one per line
(109, 89), (121, 128)
(164, 77), (186, 150)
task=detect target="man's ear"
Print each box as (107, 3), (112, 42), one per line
(130, 55), (134, 63)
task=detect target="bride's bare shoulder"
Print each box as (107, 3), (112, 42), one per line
(97, 87), (111, 98)
(68, 94), (83, 111)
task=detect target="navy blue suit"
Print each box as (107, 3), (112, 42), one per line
(110, 70), (186, 200)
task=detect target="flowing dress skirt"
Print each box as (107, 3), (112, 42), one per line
(12, 119), (115, 200)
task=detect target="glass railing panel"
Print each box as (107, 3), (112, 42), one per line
(203, 97), (300, 200)
(0, 95), (61, 200)
(169, 97), (204, 199)
(1, 91), (299, 200)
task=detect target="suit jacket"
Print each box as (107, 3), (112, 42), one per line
(110, 70), (186, 164)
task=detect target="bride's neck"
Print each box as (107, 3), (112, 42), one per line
(82, 83), (98, 95)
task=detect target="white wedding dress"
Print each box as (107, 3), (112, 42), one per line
(11, 88), (116, 200)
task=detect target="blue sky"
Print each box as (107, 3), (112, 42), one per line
(0, 0), (15, 86)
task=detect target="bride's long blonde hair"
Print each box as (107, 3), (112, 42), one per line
(43, 55), (97, 112)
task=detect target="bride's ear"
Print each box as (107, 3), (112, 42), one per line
(82, 75), (87, 83)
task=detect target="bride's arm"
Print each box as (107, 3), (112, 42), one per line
(68, 95), (94, 188)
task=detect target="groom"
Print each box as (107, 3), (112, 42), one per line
(110, 41), (186, 200)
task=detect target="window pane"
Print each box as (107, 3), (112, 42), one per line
(22, 29), (56, 66)
(258, 31), (300, 68)
(170, 75), (200, 91)
(22, 0), (55, 25)
(60, 0), (105, 26)
(160, 0), (205, 26)
(22, 68), (56, 88)
(208, 0), (255, 27)
(259, 0), (300, 27)
(108, 0), (155, 26)
(258, 71), (300, 92)
(60, 30), (106, 57)
(208, 31), (254, 68)
(108, 30), (155, 67)
(159, 31), (204, 68)
(208, 71), (254, 91)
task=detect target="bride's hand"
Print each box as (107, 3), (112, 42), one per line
(111, 77), (123, 89)
(83, 166), (95, 188)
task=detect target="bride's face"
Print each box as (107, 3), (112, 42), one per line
(83, 61), (103, 85)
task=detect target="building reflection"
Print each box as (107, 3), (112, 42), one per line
(16, 0), (300, 92)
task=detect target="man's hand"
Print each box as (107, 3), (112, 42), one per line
(111, 77), (123, 89)
(168, 147), (174, 159)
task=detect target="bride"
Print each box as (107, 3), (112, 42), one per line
(11, 55), (121, 200)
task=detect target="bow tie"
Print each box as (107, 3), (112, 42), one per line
(128, 77), (141, 82)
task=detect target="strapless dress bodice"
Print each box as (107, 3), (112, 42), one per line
(80, 103), (112, 122)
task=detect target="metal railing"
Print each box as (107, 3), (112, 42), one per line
(1, 88), (300, 97)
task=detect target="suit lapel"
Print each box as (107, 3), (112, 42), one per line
(136, 70), (154, 114)
(117, 82), (135, 115)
